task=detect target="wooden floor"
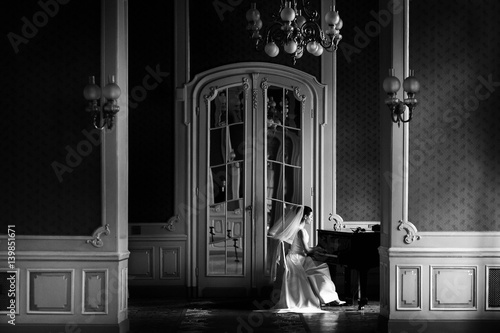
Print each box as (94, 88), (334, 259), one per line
(127, 297), (384, 333)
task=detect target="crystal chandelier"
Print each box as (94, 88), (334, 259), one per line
(246, 0), (343, 63)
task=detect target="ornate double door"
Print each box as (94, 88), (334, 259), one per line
(191, 64), (322, 296)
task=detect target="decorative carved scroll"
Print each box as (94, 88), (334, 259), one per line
(86, 224), (110, 248)
(329, 213), (344, 231)
(162, 215), (180, 232)
(398, 220), (421, 244)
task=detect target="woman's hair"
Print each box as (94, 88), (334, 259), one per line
(303, 206), (312, 218)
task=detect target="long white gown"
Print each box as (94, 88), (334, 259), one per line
(271, 228), (340, 313)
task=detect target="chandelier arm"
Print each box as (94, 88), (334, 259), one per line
(266, 21), (290, 46)
(300, 0), (319, 21)
(301, 21), (335, 50)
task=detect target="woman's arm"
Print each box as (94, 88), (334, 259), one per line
(297, 229), (327, 258)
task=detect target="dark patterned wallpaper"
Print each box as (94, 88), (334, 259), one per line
(409, 0), (500, 231)
(336, 0), (381, 221)
(128, 1), (175, 222)
(0, 0), (101, 235)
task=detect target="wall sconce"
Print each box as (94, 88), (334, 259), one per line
(383, 69), (420, 127)
(83, 75), (121, 130)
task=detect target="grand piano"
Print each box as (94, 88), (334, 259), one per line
(317, 229), (380, 309)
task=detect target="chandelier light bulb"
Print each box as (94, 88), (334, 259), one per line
(265, 42), (280, 57)
(281, 2), (296, 22)
(306, 41), (319, 54)
(336, 18), (343, 30)
(313, 44), (324, 56)
(245, 1), (343, 63)
(284, 40), (298, 54)
(246, 3), (260, 22)
(325, 11), (340, 26)
(296, 14), (306, 28)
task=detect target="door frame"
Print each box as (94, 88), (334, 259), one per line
(183, 62), (329, 297)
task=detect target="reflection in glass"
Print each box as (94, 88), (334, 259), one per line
(207, 86), (246, 276)
(267, 162), (283, 201)
(227, 163), (244, 201)
(211, 89), (227, 128)
(265, 85), (303, 276)
(285, 166), (301, 204)
(210, 165), (226, 204)
(228, 86), (245, 125)
(285, 89), (301, 129)
(229, 123), (245, 161)
(226, 217), (244, 275)
(210, 127), (226, 166)
(267, 125), (283, 162)
(285, 128), (301, 166)
(267, 86), (284, 127)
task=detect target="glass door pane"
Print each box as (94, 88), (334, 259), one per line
(265, 86), (303, 274)
(208, 86), (246, 276)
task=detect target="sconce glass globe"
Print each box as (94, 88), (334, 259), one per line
(383, 76), (401, 93)
(103, 82), (121, 100)
(403, 76), (420, 93)
(83, 76), (101, 101)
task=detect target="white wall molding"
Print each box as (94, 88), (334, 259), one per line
(0, 251), (129, 262)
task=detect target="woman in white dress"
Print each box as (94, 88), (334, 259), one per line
(267, 205), (345, 313)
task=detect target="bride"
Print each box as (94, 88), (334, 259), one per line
(267, 205), (345, 313)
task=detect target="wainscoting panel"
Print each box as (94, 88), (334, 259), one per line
(486, 266), (500, 311)
(430, 266), (477, 310)
(129, 247), (154, 279)
(160, 247), (181, 279)
(128, 229), (187, 289)
(82, 270), (107, 314)
(27, 269), (74, 314)
(397, 266), (421, 310)
(121, 267), (128, 311)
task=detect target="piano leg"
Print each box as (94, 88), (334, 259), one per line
(344, 266), (352, 304)
(358, 268), (369, 310)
